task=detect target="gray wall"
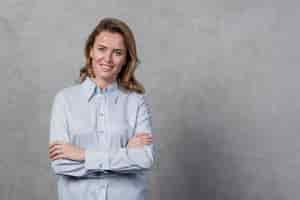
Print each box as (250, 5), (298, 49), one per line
(1, 0), (300, 199)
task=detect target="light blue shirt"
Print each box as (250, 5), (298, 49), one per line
(49, 77), (154, 200)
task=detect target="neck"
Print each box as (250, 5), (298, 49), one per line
(91, 77), (115, 89)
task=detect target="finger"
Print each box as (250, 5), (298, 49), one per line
(49, 141), (65, 148)
(135, 137), (151, 143)
(145, 140), (153, 144)
(138, 136), (152, 143)
(51, 153), (64, 161)
(140, 137), (152, 143)
(143, 139), (153, 144)
(49, 144), (63, 153)
(140, 135), (152, 140)
(50, 152), (65, 161)
(50, 148), (65, 158)
(135, 133), (150, 138)
(144, 137), (153, 142)
(49, 146), (58, 155)
(49, 149), (61, 158)
(49, 146), (62, 155)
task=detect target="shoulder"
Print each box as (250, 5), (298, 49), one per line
(124, 91), (151, 110)
(125, 91), (149, 104)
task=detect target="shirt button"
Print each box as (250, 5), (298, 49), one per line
(99, 164), (102, 168)
(97, 130), (104, 134)
(99, 113), (104, 117)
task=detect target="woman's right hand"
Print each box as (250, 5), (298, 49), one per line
(127, 133), (153, 148)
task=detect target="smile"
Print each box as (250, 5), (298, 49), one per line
(101, 64), (113, 71)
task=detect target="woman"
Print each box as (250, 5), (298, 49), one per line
(48, 18), (154, 200)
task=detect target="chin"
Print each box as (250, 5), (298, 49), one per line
(96, 75), (115, 81)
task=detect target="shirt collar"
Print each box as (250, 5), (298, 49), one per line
(81, 77), (118, 101)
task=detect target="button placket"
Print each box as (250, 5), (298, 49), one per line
(100, 95), (106, 134)
(95, 95), (105, 134)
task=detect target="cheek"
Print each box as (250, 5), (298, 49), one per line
(91, 50), (103, 60)
(91, 58), (98, 67)
(94, 55), (104, 62)
(116, 56), (126, 66)
(113, 61), (125, 74)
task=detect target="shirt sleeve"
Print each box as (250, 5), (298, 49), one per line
(84, 94), (155, 173)
(49, 91), (106, 177)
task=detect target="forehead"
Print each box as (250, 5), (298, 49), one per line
(94, 31), (126, 49)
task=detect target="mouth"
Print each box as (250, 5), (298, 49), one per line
(101, 64), (113, 71)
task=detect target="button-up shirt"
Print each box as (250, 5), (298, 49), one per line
(49, 77), (154, 200)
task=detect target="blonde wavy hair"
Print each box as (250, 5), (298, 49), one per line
(79, 17), (145, 94)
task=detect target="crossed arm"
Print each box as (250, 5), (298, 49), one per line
(49, 92), (154, 177)
(48, 133), (153, 163)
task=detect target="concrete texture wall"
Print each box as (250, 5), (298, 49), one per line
(1, 0), (300, 199)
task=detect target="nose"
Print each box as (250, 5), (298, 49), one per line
(104, 51), (113, 63)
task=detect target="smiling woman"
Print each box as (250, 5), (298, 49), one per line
(89, 31), (127, 87)
(80, 18), (145, 93)
(48, 18), (154, 200)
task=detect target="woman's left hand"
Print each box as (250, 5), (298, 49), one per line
(49, 141), (85, 161)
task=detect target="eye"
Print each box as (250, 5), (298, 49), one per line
(114, 50), (123, 56)
(97, 47), (105, 51)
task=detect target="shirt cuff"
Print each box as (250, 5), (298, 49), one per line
(84, 150), (110, 171)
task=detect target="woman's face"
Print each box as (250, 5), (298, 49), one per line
(89, 31), (127, 84)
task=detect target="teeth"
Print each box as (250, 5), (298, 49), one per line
(102, 65), (112, 71)
(102, 64), (112, 68)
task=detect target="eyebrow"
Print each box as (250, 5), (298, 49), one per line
(96, 44), (125, 52)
